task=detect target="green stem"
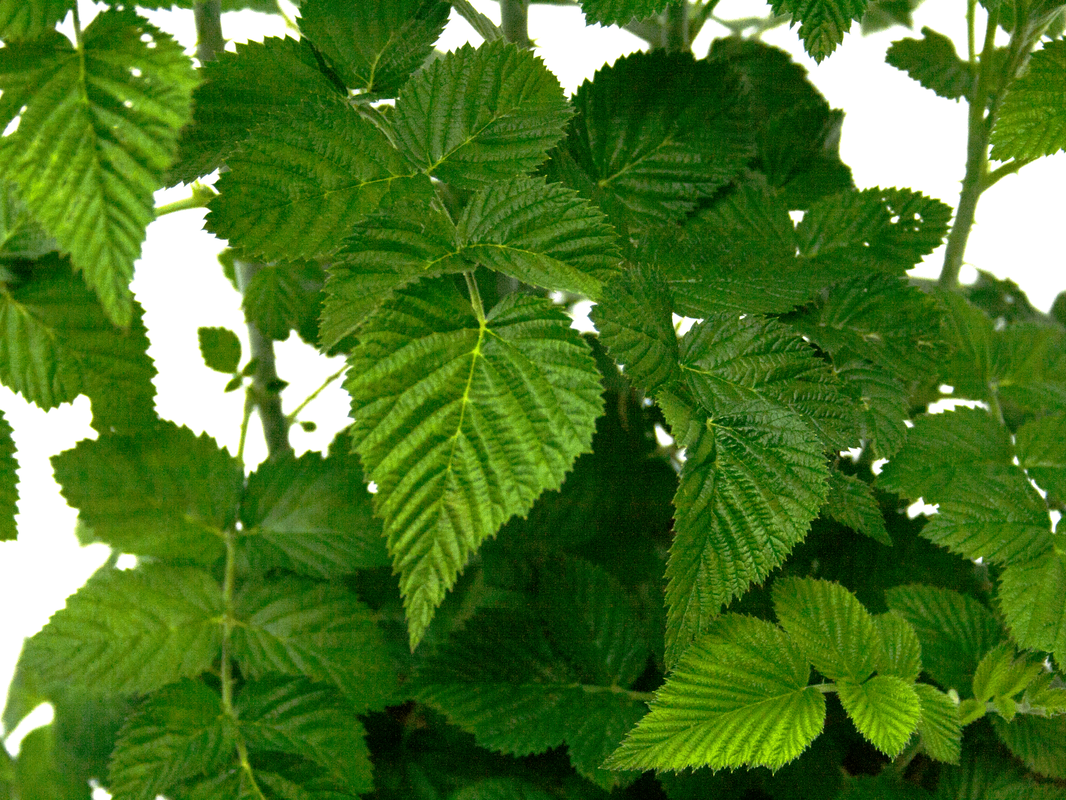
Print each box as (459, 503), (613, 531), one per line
(464, 271), (486, 322)
(192, 0), (225, 64)
(623, 19), (663, 44)
(663, 2), (689, 51)
(500, 0), (532, 46)
(967, 0), (977, 63)
(71, 3), (82, 42)
(981, 157), (1035, 190)
(452, 0), (504, 40)
(154, 184), (218, 217)
(286, 366), (346, 424)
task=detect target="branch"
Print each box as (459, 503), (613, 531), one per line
(663, 2), (689, 51)
(192, 0), (225, 64)
(500, 0), (532, 46)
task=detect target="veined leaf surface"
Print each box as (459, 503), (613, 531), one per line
(998, 550), (1066, 670)
(346, 280), (603, 647)
(914, 683), (961, 764)
(0, 9), (197, 325)
(769, 0), (870, 62)
(579, 0), (674, 26)
(0, 0), (72, 40)
(837, 676), (921, 757)
(990, 38), (1066, 161)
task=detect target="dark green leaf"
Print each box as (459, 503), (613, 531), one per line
(0, 183), (55, 260)
(769, 0), (871, 61)
(0, 0), (73, 40)
(990, 38), (1066, 161)
(345, 281), (602, 647)
(241, 261), (325, 344)
(837, 675), (921, 757)
(52, 421), (241, 563)
(197, 326), (242, 374)
(861, 0), (922, 33)
(297, 0), (449, 95)
(579, 0), (675, 26)
(1015, 413), (1066, 501)
(0, 409), (15, 541)
(992, 714), (1066, 779)
(998, 550), (1066, 670)
(392, 39), (571, 189)
(0, 10), (197, 325)
(886, 27), (973, 101)
(21, 565), (223, 695)
(826, 470), (892, 545)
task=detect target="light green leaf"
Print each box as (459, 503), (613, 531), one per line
(241, 261), (325, 345)
(838, 675), (921, 757)
(992, 714), (1066, 779)
(606, 614), (825, 771)
(345, 281), (602, 648)
(297, 0), (449, 96)
(0, 410), (15, 542)
(972, 644), (1045, 715)
(232, 576), (397, 710)
(769, 0), (870, 61)
(197, 326), (241, 374)
(0, 9), (197, 325)
(773, 577), (883, 683)
(52, 422), (241, 564)
(236, 676), (373, 794)
(990, 38), (1066, 161)
(884, 584), (1002, 693)
(579, 0), (675, 26)
(826, 470), (892, 546)
(239, 450), (389, 578)
(206, 100), (418, 263)
(1015, 413), (1066, 501)
(998, 550), (1066, 670)
(108, 680), (235, 800)
(0, 256), (157, 435)
(391, 39), (571, 188)
(875, 612), (922, 683)
(886, 27), (973, 101)
(0, 0), (73, 40)
(556, 50), (752, 228)
(913, 683), (960, 764)
(21, 565), (223, 695)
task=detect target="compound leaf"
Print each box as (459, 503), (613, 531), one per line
(0, 410), (15, 541)
(391, 39), (571, 188)
(0, 0), (73, 40)
(21, 565), (223, 696)
(297, 0), (449, 96)
(998, 550), (1066, 670)
(52, 422), (241, 564)
(886, 27), (973, 101)
(990, 38), (1066, 161)
(769, 0), (870, 62)
(837, 676), (921, 757)
(197, 326), (241, 374)
(913, 683), (961, 764)
(345, 280), (602, 648)
(606, 614), (826, 771)
(579, 0), (675, 26)
(0, 9), (197, 325)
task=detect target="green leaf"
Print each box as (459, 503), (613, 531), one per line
(579, 0), (675, 26)
(239, 450), (389, 578)
(169, 36), (346, 185)
(415, 559), (649, 789)
(826, 470), (892, 546)
(990, 38), (1066, 161)
(0, 9), (197, 325)
(838, 675), (921, 757)
(884, 584), (1002, 693)
(296, 0), (449, 96)
(606, 614), (826, 771)
(241, 261), (325, 344)
(0, 183), (56, 261)
(972, 644), (1045, 715)
(773, 577), (883, 683)
(232, 576), (397, 710)
(9, 724), (90, 800)
(913, 683), (960, 764)
(0, 255), (157, 437)
(197, 326), (242, 374)
(1016, 413), (1066, 501)
(886, 27), (974, 101)
(236, 677), (373, 794)
(391, 39), (571, 189)
(345, 281), (602, 648)
(836, 361), (911, 459)
(0, 0), (73, 40)
(205, 100), (418, 263)
(998, 550), (1066, 670)
(874, 612), (922, 683)
(554, 50), (752, 229)
(108, 680), (235, 800)
(0, 409), (16, 542)
(591, 266), (680, 393)
(769, 0), (871, 61)
(52, 422), (241, 564)
(992, 714), (1066, 779)
(21, 565), (223, 695)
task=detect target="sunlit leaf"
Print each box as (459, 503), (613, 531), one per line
(837, 675), (921, 757)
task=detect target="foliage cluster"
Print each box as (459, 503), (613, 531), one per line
(1, 0), (1066, 797)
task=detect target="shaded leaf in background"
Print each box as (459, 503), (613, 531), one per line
(990, 38), (1066, 161)
(825, 470), (892, 546)
(886, 27), (973, 101)
(992, 714), (1066, 780)
(241, 260), (325, 344)
(197, 326), (241, 374)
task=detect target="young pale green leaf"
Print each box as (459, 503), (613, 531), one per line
(607, 614), (826, 771)
(206, 101), (419, 263)
(579, 0), (674, 26)
(391, 39), (571, 188)
(884, 584), (1002, 693)
(52, 422), (241, 564)
(0, 10), (197, 326)
(990, 38), (1066, 161)
(837, 676), (921, 757)
(1016, 413), (1066, 501)
(992, 714), (1066, 779)
(886, 27), (973, 101)
(0, 410), (15, 542)
(346, 281), (602, 648)
(0, 255), (157, 435)
(556, 50), (752, 228)
(913, 683), (961, 764)
(239, 450), (389, 578)
(826, 470), (892, 546)
(241, 260), (325, 344)
(972, 644), (1046, 713)
(591, 266), (680, 393)
(874, 612), (922, 683)
(773, 577), (883, 683)
(232, 577), (397, 711)
(998, 550), (1066, 670)
(169, 36), (346, 185)
(21, 565), (223, 696)
(108, 680), (236, 800)
(297, 0), (449, 96)
(197, 327), (242, 374)
(0, 0), (73, 39)
(769, 0), (870, 62)
(236, 677), (373, 794)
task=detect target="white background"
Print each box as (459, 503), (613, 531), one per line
(1, 0), (1063, 750)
